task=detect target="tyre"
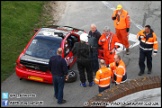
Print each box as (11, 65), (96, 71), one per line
(65, 70), (77, 83)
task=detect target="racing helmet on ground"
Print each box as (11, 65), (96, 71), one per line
(115, 42), (124, 52)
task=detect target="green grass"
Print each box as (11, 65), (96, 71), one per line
(1, 1), (51, 81)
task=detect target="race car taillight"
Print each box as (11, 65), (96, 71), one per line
(16, 62), (25, 69)
(46, 70), (51, 74)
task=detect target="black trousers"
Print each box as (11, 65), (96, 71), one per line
(77, 59), (93, 83)
(91, 48), (99, 73)
(139, 49), (152, 73)
(98, 85), (110, 93)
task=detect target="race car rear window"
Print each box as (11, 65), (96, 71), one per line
(25, 37), (62, 59)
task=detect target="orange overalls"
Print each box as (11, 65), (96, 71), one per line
(109, 59), (127, 84)
(98, 32), (119, 65)
(112, 9), (130, 48)
(94, 67), (112, 87)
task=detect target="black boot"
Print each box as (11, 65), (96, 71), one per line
(138, 71), (144, 76)
(148, 69), (152, 74)
(126, 48), (130, 55)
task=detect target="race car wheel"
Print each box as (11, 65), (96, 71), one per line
(65, 70), (77, 83)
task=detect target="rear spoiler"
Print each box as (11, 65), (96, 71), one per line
(63, 26), (85, 32)
(46, 25), (60, 28)
(46, 25), (85, 32)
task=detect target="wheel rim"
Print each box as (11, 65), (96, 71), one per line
(68, 70), (75, 77)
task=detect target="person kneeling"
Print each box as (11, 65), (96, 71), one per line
(109, 54), (127, 85)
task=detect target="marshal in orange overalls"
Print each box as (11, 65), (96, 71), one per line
(98, 32), (119, 65)
(112, 8), (130, 49)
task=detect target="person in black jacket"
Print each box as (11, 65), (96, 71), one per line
(72, 33), (94, 87)
(88, 24), (101, 74)
(49, 48), (68, 104)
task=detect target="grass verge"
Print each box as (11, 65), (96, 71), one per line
(1, 1), (53, 82)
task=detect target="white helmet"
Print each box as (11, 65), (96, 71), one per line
(80, 33), (88, 42)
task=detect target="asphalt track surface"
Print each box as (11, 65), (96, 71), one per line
(1, 1), (161, 107)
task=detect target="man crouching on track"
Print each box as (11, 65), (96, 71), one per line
(109, 54), (127, 85)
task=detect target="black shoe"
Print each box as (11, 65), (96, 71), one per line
(126, 48), (130, 55)
(58, 99), (66, 104)
(54, 96), (58, 99)
(62, 99), (66, 104)
(138, 72), (144, 76)
(148, 70), (152, 74)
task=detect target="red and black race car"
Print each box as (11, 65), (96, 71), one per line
(15, 25), (122, 84)
(15, 25), (86, 84)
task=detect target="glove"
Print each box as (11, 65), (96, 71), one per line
(112, 17), (116, 20)
(153, 53), (157, 56)
(87, 35), (91, 38)
(138, 36), (144, 41)
(126, 28), (129, 32)
(140, 36), (144, 38)
(112, 14), (117, 20)
(153, 50), (157, 56)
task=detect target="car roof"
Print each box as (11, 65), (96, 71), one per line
(35, 28), (69, 39)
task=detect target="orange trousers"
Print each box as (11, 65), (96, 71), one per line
(103, 51), (115, 65)
(115, 28), (129, 48)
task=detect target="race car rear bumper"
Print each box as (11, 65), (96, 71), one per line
(15, 66), (53, 84)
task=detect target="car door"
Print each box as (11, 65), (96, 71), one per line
(62, 33), (80, 68)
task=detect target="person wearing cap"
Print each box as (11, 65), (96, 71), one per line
(98, 26), (119, 66)
(72, 33), (94, 87)
(88, 24), (101, 74)
(112, 4), (130, 55)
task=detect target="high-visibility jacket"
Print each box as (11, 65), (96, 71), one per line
(94, 67), (112, 87)
(109, 59), (127, 84)
(137, 29), (158, 53)
(112, 9), (130, 29)
(98, 32), (119, 52)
